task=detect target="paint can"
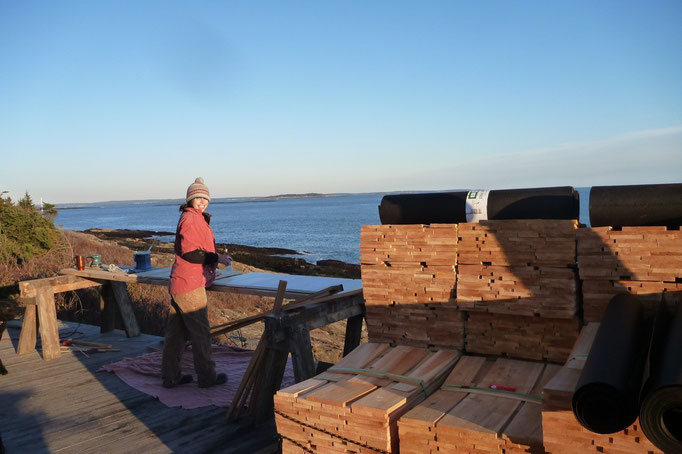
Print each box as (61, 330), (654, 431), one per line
(133, 251), (152, 271)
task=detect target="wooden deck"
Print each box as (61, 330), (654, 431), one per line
(0, 321), (280, 454)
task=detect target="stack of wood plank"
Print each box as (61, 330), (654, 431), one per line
(274, 342), (460, 453)
(577, 226), (682, 322)
(457, 265), (577, 318)
(360, 224), (464, 349)
(365, 303), (464, 350)
(457, 220), (578, 268)
(457, 220), (581, 362)
(542, 323), (663, 453)
(399, 355), (560, 454)
(466, 312), (580, 363)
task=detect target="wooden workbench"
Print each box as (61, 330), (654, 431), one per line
(16, 265), (366, 422)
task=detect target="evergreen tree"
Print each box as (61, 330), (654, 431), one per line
(42, 202), (58, 218)
(0, 191), (59, 262)
(18, 191), (34, 210)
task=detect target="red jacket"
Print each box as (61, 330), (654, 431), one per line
(169, 207), (217, 296)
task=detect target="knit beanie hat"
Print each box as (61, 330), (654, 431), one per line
(186, 177), (211, 203)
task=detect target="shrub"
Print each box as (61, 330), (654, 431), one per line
(0, 192), (60, 263)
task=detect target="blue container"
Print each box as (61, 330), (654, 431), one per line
(133, 251), (152, 271)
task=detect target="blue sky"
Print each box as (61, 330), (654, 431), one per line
(1, 1), (680, 203)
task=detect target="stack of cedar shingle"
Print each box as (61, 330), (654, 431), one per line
(398, 355), (560, 454)
(360, 224), (464, 349)
(542, 323), (663, 453)
(457, 220), (581, 363)
(577, 226), (682, 323)
(274, 342), (460, 453)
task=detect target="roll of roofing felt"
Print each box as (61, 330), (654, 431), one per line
(589, 183), (682, 228)
(572, 294), (648, 434)
(640, 301), (682, 453)
(378, 186), (579, 225)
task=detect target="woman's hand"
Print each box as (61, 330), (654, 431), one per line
(218, 253), (233, 266)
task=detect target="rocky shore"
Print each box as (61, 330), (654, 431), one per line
(83, 228), (361, 279)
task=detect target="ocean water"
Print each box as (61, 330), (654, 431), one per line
(55, 188), (590, 265)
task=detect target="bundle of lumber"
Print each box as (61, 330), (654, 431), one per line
(456, 220), (579, 317)
(360, 224), (458, 267)
(360, 224), (464, 349)
(456, 220), (580, 363)
(457, 265), (577, 318)
(361, 264), (456, 305)
(542, 323), (663, 453)
(577, 226), (682, 322)
(399, 355), (560, 454)
(361, 224), (458, 305)
(457, 220), (578, 267)
(274, 342), (460, 453)
(466, 312), (580, 363)
(365, 303), (465, 350)
(457, 219), (578, 267)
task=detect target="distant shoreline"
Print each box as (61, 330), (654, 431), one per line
(79, 228), (361, 279)
(52, 189), (451, 208)
(55, 192), (356, 208)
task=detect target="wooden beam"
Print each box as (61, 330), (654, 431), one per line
(209, 285), (344, 337)
(20, 275), (102, 299)
(282, 293), (365, 331)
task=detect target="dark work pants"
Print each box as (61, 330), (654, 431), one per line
(161, 286), (217, 387)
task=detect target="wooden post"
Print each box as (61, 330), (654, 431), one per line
(227, 280), (288, 422)
(343, 312), (364, 357)
(288, 324), (316, 383)
(36, 288), (61, 360)
(99, 283), (117, 333)
(17, 300), (38, 355)
(253, 317), (290, 422)
(109, 281), (140, 337)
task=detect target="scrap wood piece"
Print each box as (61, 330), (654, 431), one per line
(210, 284), (343, 337)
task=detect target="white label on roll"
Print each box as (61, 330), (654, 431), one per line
(466, 190), (490, 222)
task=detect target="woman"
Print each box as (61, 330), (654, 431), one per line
(161, 177), (232, 388)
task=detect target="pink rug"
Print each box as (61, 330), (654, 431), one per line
(99, 344), (296, 409)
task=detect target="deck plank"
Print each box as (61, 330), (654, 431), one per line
(1, 322), (280, 453)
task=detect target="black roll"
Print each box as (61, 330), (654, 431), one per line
(378, 192), (468, 225)
(378, 186), (578, 224)
(572, 294), (647, 434)
(640, 301), (682, 453)
(589, 183), (682, 228)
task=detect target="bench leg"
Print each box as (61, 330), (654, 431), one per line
(343, 313), (364, 357)
(289, 324), (316, 383)
(252, 341), (289, 423)
(100, 284), (117, 333)
(36, 288), (61, 361)
(110, 282), (140, 337)
(17, 301), (37, 355)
